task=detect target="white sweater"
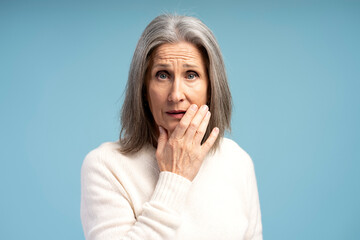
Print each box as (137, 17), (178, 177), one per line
(81, 138), (263, 240)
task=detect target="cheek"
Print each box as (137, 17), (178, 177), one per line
(190, 82), (208, 105)
(148, 85), (166, 114)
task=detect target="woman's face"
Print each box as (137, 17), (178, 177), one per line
(146, 41), (209, 136)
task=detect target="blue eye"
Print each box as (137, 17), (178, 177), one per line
(187, 72), (198, 80)
(156, 71), (169, 80)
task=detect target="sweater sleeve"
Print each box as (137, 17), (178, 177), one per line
(80, 151), (191, 240)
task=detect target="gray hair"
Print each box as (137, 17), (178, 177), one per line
(120, 14), (232, 153)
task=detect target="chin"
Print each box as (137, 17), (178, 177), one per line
(164, 125), (176, 134)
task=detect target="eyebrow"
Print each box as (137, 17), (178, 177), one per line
(153, 64), (171, 68)
(183, 64), (199, 68)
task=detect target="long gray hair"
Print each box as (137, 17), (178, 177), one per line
(120, 14), (232, 153)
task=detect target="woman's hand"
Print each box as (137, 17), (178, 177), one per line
(156, 104), (219, 181)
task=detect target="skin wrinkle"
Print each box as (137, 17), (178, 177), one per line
(153, 64), (200, 70)
(146, 41), (209, 136)
(152, 45), (205, 80)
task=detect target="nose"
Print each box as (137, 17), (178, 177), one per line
(168, 77), (185, 103)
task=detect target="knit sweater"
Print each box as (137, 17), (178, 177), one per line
(80, 137), (263, 240)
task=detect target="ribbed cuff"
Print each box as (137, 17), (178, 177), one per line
(150, 171), (192, 212)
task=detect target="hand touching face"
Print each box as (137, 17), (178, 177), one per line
(146, 41), (208, 136)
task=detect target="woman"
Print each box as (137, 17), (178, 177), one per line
(81, 14), (263, 240)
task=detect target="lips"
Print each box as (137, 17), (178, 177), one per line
(166, 110), (186, 119)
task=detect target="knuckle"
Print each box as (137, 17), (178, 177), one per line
(168, 138), (181, 148)
(189, 121), (198, 130)
(196, 129), (204, 136)
(179, 121), (187, 129)
(168, 139), (176, 147)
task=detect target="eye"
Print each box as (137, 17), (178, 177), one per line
(156, 71), (169, 80)
(187, 71), (198, 80)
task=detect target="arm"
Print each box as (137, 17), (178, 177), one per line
(81, 153), (191, 240)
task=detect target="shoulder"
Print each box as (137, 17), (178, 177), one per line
(85, 141), (121, 158)
(215, 137), (255, 171)
(81, 142), (121, 177)
(81, 141), (156, 175)
(82, 141), (121, 166)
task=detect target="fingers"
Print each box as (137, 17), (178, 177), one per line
(157, 126), (168, 152)
(192, 110), (211, 145)
(182, 104), (208, 142)
(187, 104), (208, 133)
(172, 104), (210, 143)
(201, 127), (219, 154)
(172, 104), (198, 138)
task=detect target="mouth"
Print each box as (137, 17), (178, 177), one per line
(166, 110), (186, 119)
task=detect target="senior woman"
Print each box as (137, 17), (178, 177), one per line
(81, 14), (262, 240)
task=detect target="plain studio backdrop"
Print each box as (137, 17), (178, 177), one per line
(1, 0), (359, 239)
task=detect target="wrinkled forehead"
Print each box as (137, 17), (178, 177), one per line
(149, 42), (207, 66)
(152, 42), (203, 62)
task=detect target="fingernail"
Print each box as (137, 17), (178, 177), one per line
(201, 105), (208, 112)
(206, 111), (211, 118)
(191, 104), (198, 111)
(214, 127), (219, 133)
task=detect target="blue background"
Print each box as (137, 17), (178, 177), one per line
(1, 0), (359, 239)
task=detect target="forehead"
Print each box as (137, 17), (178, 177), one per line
(151, 42), (205, 64)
